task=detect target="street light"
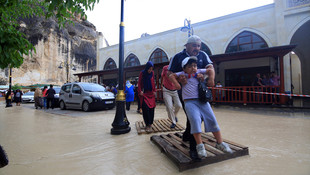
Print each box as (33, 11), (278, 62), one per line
(110, 0), (131, 135)
(58, 61), (76, 83)
(180, 18), (193, 37)
(8, 67), (12, 92)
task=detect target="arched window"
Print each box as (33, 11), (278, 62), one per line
(225, 31), (268, 53)
(103, 58), (117, 70)
(124, 53), (140, 67)
(149, 48), (168, 64)
(201, 42), (212, 55)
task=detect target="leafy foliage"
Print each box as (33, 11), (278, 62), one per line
(0, 0), (99, 69)
(11, 83), (22, 91)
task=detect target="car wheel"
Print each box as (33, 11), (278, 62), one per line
(82, 101), (90, 112)
(60, 101), (66, 110)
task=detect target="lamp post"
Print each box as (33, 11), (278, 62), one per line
(58, 61), (76, 83)
(180, 18), (193, 37)
(8, 67), (12, 92)
(111, 0), (131, 135)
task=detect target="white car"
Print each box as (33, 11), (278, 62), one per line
(59, 82), (115, 111)
(22, 91), (35, 103)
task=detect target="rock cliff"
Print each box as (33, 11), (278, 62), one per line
(0, 15), (102, 86)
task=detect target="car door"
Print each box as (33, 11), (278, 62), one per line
(60, 84), (72, 107)
(71, 84), (83, 109)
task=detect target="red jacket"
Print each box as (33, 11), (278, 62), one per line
(42, 89), (48, 97)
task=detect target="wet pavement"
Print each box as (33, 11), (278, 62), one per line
(0, 102), (310, 175)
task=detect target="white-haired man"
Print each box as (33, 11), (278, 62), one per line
(168, 35), (215, 161)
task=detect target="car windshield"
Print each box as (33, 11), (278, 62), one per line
(24, 91), (34, 95)
(80, 83), (107, 92)
(54, 87), (61, 94)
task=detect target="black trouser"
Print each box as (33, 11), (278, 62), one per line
(46, 98), (54, 109)
(5, 100), (12, 107)
(178, 90), (197, 151)
(136, 93), (141, 110)
(126, 101), (131, 111)
(142, 101), (154, 126)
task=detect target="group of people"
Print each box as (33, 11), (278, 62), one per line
(104, 81), (140, 113)
(103, 84), (118, 96)
(253, 72), (280, 86)
(5, 89), (23, 108)
(137, 35), (233, 160)
(4, 85), (57, 109)
(34, 85), (56, 109)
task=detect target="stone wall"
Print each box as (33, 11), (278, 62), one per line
(0, 15), (102, 86)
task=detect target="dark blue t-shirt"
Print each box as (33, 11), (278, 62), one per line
(46, 88), (56, 98)
(168, 49), (212, 73)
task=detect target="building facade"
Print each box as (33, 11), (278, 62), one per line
(76, 0), (310, 106)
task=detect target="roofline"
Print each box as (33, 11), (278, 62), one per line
(75, 44), (296, 77)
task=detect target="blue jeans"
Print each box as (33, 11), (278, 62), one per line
(43, 97), (47, 108)
(184, 99), (220, 134)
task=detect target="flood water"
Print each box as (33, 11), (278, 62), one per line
(0, 103), (310, 175)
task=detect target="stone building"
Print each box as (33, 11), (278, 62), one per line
(76, 0), (309, 106)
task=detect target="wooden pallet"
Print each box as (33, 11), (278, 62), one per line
(135, 119), (185, 134)
(151, 132), (249, 172)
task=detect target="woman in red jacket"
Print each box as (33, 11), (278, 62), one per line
(138, 61), (156, 133)
(42, 86), (48, 109)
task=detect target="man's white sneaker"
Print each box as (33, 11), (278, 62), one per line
(215, 142), (233, 153)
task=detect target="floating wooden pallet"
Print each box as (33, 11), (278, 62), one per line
(151, 132), (249, 172)
(135, 119), (185, 134)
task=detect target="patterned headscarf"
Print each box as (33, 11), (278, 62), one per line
(126, 80), (132, 88)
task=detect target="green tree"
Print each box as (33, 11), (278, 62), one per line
(11, 83), (22, 91)
(0, 0), (99, 69)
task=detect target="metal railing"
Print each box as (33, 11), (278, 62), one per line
(211, 86), (282, 104)
(154, 86), (287, 105)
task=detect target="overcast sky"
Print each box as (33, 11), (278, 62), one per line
(86, 0), (274, 46)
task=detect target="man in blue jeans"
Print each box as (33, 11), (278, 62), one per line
(168, 35), (214, 161)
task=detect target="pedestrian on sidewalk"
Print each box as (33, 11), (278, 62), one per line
(34, 87), (42, 109)
(134, 83), (142, 114)
(138, 61), (156, 133)
(14, 89), (23, 106)
(42, 86), (48, 109)
(161, 65), (182, 128)
(46, 85), (56, 109)
(5, 90), (13, 108)
(125, 80), (135, 111)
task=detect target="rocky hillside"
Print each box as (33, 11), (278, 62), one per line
(0, 15), (101, 86)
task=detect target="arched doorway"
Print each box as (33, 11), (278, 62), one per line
(124, 53), (140, 68)
(149, 48), (168, 63)
(225, 31), (268, 53)
(124, 53), (141, 85)
(290, 20), (310, 106)
(223, 31), (270, 86)
(102, 58), (117, 86)
(103, 58), (117, 70)
(201, 42), (212, 56)
(149, 48), (169, 100)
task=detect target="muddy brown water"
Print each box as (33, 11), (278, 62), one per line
(0, 103), (309, 175)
